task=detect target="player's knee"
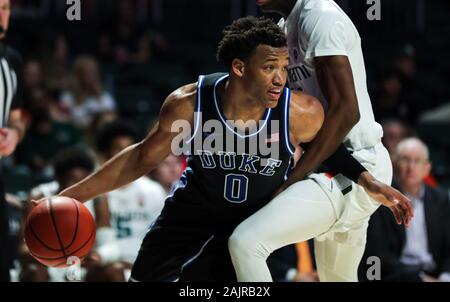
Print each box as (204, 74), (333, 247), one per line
(228, 227), (262, 258)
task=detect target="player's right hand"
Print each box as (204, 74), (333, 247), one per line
(358, 172), (414, 228)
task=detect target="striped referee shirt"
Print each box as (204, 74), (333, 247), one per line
(0, 42), (23, 128)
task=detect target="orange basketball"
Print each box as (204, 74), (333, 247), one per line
(24, 196), (96, 268)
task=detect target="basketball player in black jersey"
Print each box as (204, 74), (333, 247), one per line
(33, 16), (411, 281)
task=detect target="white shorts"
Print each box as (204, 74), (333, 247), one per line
(309, 142), (393, 246)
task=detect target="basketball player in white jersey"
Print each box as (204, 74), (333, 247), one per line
(228, 0), (414, 281)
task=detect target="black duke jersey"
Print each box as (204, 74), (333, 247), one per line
(170, 73), (295, 209)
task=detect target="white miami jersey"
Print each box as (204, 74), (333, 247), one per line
(107, 177), (166, 263)
(279, 0), (383, 151)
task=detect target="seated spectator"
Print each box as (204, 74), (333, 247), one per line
(372, 70), (407, 122)
(15, 98), (83, 177)
(85, 111), (119, 147)
(360, 138), (450, 282)
(23, 60), (44, 101)
(381, 120), (438, 188)
(41, 35), (71, 95)
(22, 71), (71, 124)
(111, 0), (151, 65)
(393, 44), (444, 122)
(381, 119), (411, 160)
(60, 56), (116, 129)
(149, 154), (184, 195)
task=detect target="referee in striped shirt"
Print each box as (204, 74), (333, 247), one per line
(0, 0), (26, 282)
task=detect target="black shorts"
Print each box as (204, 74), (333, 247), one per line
(129, 197), (261, 282)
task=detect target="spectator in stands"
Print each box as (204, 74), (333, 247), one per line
(23, 61), (69, 124)
(372, 70), (407, 122)
(382, 119), (439, 189)
(360, 138), (450, 282)
(23, 60), (43, 100)
(110, 0), (151, 65)
(15, 96), (83, 177)
(149, 154), (183, 195)
(85, 111), (119, 147)
(42, 35), (70, 95)
(60, 55), (116, 129)
(381, 119), (411, 159)
(393, 44), (445, 123)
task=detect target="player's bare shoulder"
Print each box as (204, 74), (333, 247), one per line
(159, 83), (198, 130)
(289, 91), (324, 144)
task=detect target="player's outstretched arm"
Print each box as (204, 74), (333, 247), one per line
(33, 84), (197, 205)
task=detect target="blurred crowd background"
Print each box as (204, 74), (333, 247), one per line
(2, 0), (450, 282)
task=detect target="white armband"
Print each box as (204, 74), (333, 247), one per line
(95, 227), (121, 264)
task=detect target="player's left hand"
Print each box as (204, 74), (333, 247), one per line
(358, 172), (414, 228)
(0, 128), (20, 156)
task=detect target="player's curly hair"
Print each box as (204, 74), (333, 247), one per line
(216, 16), (287, 67)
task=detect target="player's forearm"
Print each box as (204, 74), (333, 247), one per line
(59, 143), (155, 202)
(321, 144), (367, 183)
(283, 104), (357, 188)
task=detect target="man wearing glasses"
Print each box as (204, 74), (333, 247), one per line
(362, 138), (450, 282)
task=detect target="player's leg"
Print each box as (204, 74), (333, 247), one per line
(129, 200), (215, 282)
(228, 179), (337, 282)
(313, 184), (378, 282)
(180, 232), (237, 282)
(313, 227), (367, 282)
(130, 225), (214, 282)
